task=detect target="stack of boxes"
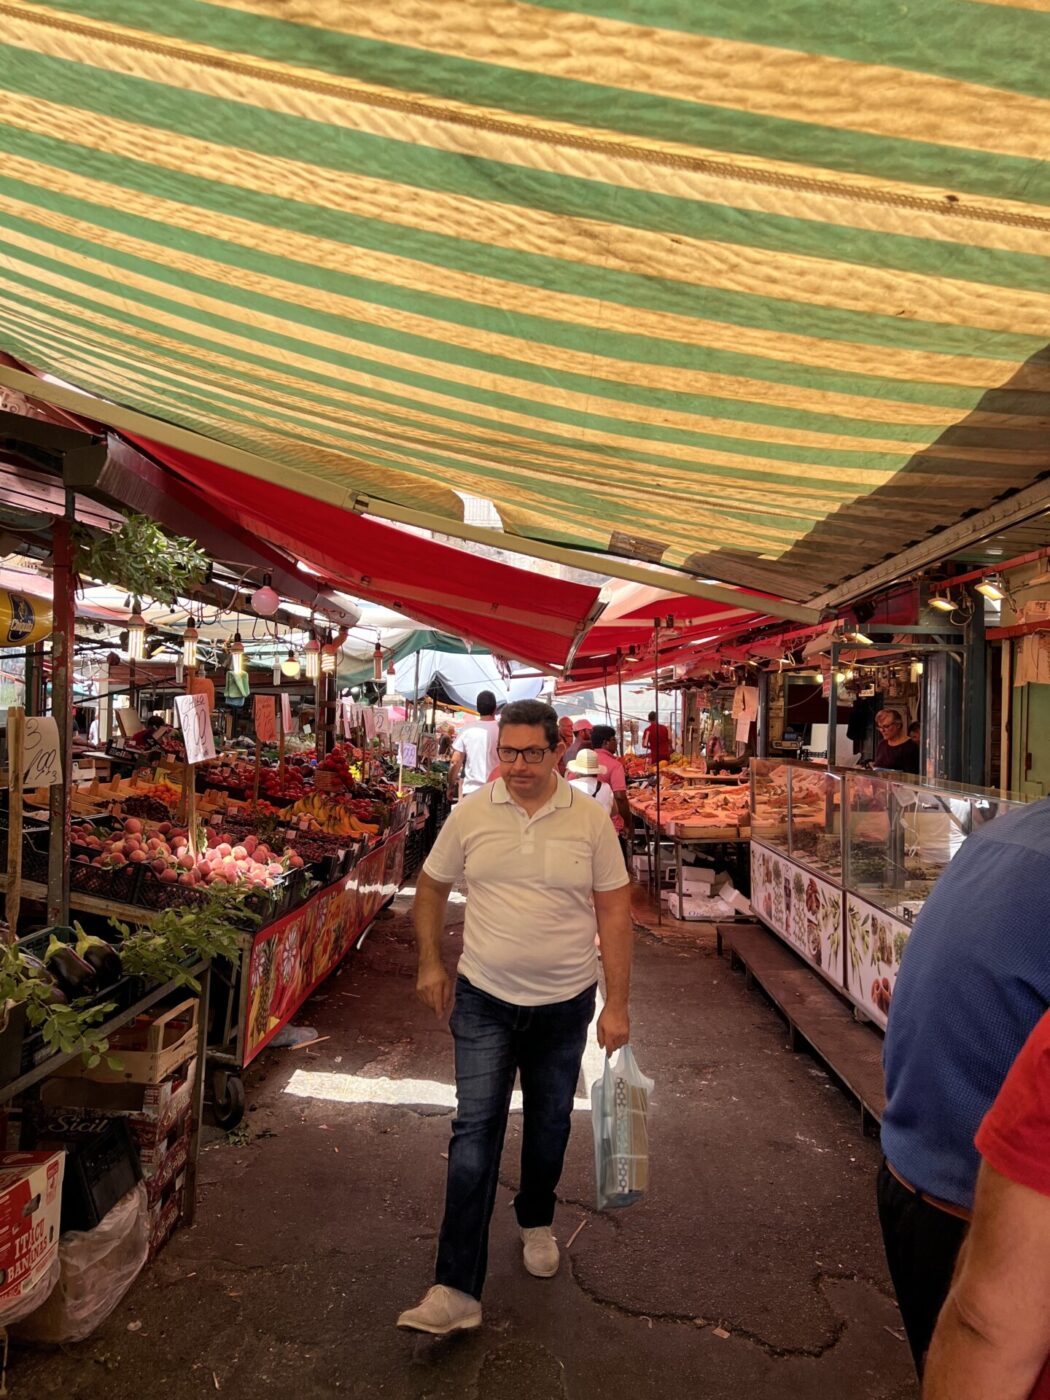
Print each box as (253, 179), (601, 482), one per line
(26, 998), (199, 1260)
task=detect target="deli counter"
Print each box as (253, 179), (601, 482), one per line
(749, 760), (1023, 1028)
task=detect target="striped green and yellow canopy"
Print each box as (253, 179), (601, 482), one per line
(0, 0), (1047, 604)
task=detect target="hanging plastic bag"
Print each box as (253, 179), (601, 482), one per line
(591, 1046), (653, 1210)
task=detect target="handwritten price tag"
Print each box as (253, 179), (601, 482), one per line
(175, 693), (216, 765)
(254, 695), (277, 744)
(23, 717), (62, 787)
(399, 741), (418, 768)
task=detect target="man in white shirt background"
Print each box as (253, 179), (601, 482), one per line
(400, 700), (633, 1337)
(448, 690), (499, 799)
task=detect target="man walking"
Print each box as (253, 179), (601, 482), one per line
(878, 796), (1050, 1378)
(399, 700), (633, 1335)
(448, 690), (499, 799)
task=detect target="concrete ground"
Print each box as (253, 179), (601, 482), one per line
(12, 887), (918, 1400)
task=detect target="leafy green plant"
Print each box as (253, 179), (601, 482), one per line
(75, 513), (209, 603)
(0, 943), (116, 1067)
(109, 885), (261, 993)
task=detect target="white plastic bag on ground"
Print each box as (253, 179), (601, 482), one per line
(591, 1046), (653, 1210)
(14, 1183), (148, 1344)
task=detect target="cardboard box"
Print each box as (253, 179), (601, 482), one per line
(0, 1152), (64, 1305)
(680, 866), (716, 889)
(39, 1059), (196, 1144)
(139, 1108), (190, 1191)
(148, 1171), (185, 1260)
(666, 891), (735, 922)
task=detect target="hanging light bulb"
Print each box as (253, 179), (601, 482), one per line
(280, 647), (301, 679)
(250, 574), (280, 617)
(304, 636), (321, 681)
(321, 643), (338, 676)
(373, 641), (383, 683)
(229, 631), (245, 675)
(182, 619), (199, 669)
(126, 604), (147, 662)
(387, 659), (396, 677)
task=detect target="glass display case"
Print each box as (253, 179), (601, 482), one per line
(842, 773), (1021, 924)
(750, 761), (1026, 1028)
(749, 758), (790, 853)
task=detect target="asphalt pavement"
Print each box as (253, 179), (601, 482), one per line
(12, 886), (918, 1400)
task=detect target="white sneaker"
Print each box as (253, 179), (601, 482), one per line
(520, 1226), (560, 1278)
(396, 1284), (482, 1335)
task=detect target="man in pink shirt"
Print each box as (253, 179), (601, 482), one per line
(590, 726), (632, 840)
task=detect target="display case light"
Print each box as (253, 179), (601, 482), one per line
(929, 594), (955, 613)
(182, 619), (199, 669)
(229, 631), (245, 675)
(975, 574), (1006, 602)
(304, 636), (321, 681)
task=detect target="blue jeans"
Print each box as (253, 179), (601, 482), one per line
(435, 975), (597, 1299)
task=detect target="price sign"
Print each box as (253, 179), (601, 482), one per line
(175, 693), (216, 765)
(254, 695), (277, 744)
(23, 717), (62, 787)
(362, 707), (376, 741)
(280, 693), (293, 734)
(399, 741), (418, 768)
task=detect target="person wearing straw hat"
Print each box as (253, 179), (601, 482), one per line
(565, 747), (615, 819)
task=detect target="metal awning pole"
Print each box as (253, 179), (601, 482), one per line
(47, 499), (75, 926)
(654, 620), (662, 927)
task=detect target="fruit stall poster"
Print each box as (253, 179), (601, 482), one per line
(244, 829), (406, 1064)
(175, 693), (216, 765)
(254, 696), (277, 744)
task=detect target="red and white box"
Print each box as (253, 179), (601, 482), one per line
(0, 1151), (65, 1306)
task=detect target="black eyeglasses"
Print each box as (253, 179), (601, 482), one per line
(496, 745), (554, 765)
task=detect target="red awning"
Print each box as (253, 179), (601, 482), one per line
(128, 437), (601, 672)
(560, 581), (769, 690)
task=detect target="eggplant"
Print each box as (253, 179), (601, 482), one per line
(18, 952), (70, 1006)
(73, 925), (122, 989)
(43, 935), (98, 999)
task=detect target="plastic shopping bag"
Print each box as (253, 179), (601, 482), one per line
(14, 1184), (148, 1344)
(591, 1046), (653, 1210)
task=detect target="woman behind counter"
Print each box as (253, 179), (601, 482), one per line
(872, 708), (919, 774)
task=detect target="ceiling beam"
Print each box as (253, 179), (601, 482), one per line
(0, 366), (822, 627)
(809, 479), (1050, 610)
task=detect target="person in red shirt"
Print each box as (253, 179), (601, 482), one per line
(642, 711), (671, 765)
(923, 1009), (1050, 1399)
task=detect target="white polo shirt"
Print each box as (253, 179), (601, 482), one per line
(422, 774), (629, 1006)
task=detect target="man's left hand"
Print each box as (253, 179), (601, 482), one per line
(597, 1003), (630, 1055)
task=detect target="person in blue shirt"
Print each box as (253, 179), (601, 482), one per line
(879, 795), (1050, 1380)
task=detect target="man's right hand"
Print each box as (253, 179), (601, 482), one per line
(417, 961), (453, 1018)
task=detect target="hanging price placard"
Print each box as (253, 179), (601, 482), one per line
(175, 693), (216, 765)
(22, 717), (62, 787)
(254, 695), (277, 744)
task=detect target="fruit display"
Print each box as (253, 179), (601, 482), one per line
(284, 793), (383, 838)
(69, 815), (304, 896)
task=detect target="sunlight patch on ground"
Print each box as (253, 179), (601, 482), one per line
(285, 985), (608, 1113)
(398, 883), (468, 906)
